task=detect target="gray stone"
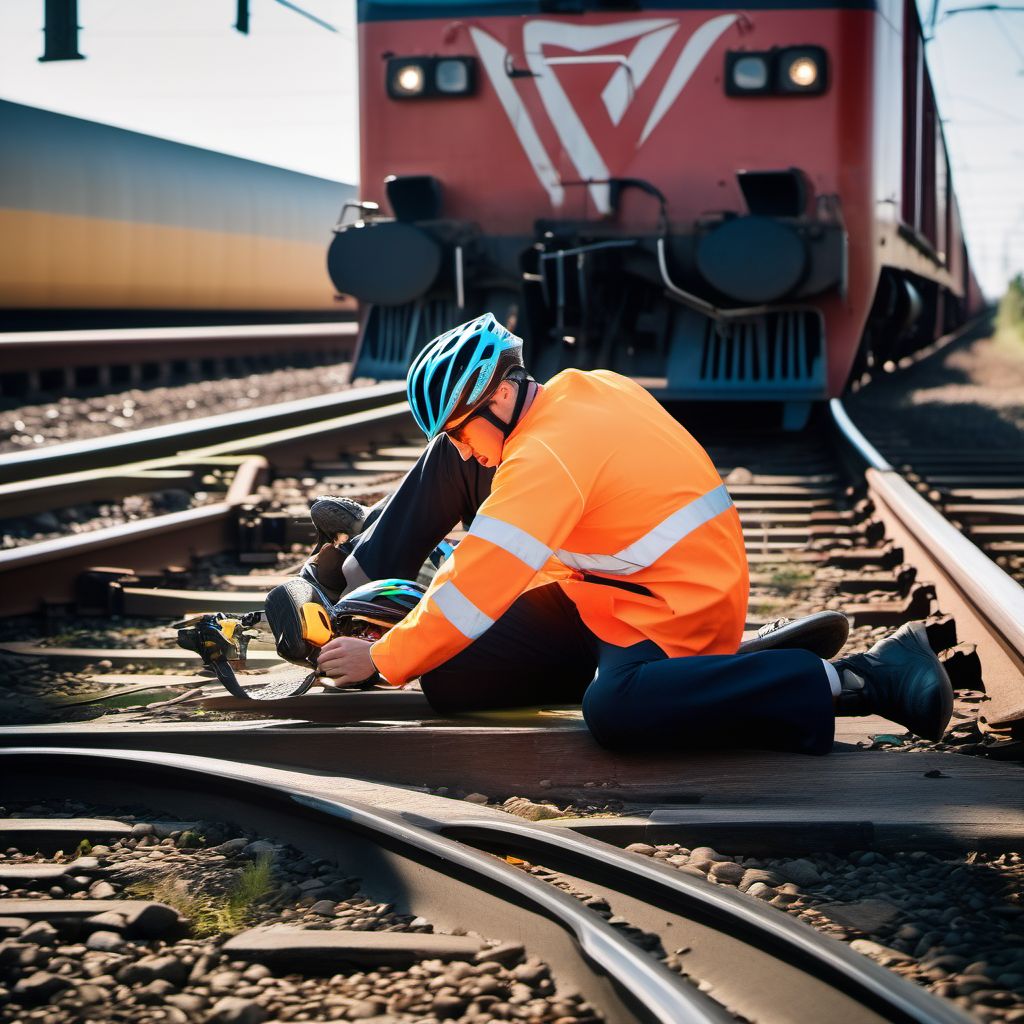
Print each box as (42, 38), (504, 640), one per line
(818, 900), (900, 934)
(513, 962), (549, 986)
(849, 940), (914, 963)
(88, 880), (116, 899)
(21, 921), (58, 945)
(206, 996), (269, 1024)
(463, 793), (489, 805)
(690, 847), (729, 863)
(433, 993), (469, 1019)
(13, 971), (70, 1004)
(242, 840), (278, 859)
(138, 954), (189, 985)
(208, 970), (243, 994)
(0, 917), (30, 936)
(770, 893), (799, 908)
(215, 838), (248, 855)
(136, 978), (176, 1004)
(308, 900), (336, 917)
(625, 843), (656, 856)
(68, 856), (102, 873)
(708, 861), (745, 885)
(739, 869), (783, 892)
(84, 911), (128, 933)
(76, 983), (107, 1005)
(677, 865), (709, 879)
(86, 930), (125, 952)
(131, 823), (155, 837)
(167, 993), (209, 1013)
(779, 858), (824, 887)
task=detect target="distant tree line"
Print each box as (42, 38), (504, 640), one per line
(998, 274), (1024, 340)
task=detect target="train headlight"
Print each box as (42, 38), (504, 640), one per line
(725, 47), (828, 97)
(435, 58), (475, 95)
(777, 47), (828, 94)
(788, 57), (818, 87)
(386, 57), (477, 99)
(725, 53), (772, 95)
(390, 62), (426, 97)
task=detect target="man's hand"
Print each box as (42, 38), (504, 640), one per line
(317, 636), (378, 687)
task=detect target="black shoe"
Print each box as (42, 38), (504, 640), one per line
(833, 621), (953, 741)
(738, 611), (850, 659)
(309, 496), (368, 546)
(299, 542), (352, 604)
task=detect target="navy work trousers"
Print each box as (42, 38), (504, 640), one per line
(349, 435), (836, 755)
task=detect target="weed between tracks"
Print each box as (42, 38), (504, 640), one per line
(128, 851), (275, 937)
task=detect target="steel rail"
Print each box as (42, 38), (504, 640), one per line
(0, 321), (357, 375)
(831, 398), (1024, 726)
(440, 817), (972, 1024)
(0, 381), (406, 484)
(0, 747), (727, 1024)
(0, 747), (971, 1024)
(0, 456), (267, 615)
(0, 392), (414, 615)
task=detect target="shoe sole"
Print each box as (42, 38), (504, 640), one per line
(905, 621), (954, 741)
(310, 497), (366, 543)
(738, 611), (850, 659)
(265, 577), (333, 665)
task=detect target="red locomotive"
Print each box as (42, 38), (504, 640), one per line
(328, 0), (981, 425)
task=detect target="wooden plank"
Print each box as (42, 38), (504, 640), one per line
(3, 723), (1021, 825)
(0, 644), (280, 667)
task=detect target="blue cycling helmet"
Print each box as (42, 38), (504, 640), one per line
(406, 313), (524, 439)
(332, 578), (426, 636)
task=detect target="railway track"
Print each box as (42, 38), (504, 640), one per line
(1, 383), (1022, 1021)
(0, 747), (973, 1023)
(0, 322), (356, 402)
(0, 382), (411, 615)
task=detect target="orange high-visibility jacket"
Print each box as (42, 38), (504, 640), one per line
(371, 369), (748, 686)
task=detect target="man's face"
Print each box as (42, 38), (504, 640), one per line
(446, 410), (504, 468)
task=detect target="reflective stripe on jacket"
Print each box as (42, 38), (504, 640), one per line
(371, 369), (748, 686)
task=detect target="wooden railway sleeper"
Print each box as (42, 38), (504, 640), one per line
(844, 582), (937, 626)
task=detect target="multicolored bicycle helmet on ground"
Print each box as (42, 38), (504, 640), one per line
(332, 579), (427, 641)
(406, 312), (524, 439)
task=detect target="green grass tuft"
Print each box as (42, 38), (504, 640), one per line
(128, 852), (275, 938)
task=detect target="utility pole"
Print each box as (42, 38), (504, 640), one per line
(39, 0), (84, 61)
(236, 0), (250, 34)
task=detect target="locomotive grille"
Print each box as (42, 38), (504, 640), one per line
(354, 299), (460, 380)
(667, 309), (826, 398)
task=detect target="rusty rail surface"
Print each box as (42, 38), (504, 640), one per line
(0, 386), (413, 615)
(832, 398), (1024, 728)
(0, 321), (357, 379)
(0, 747), (972, 1024)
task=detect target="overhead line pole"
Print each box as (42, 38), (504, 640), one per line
(39, 0), (83, 62)
(236, 0), (251, 34)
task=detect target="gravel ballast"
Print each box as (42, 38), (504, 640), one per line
(0, 799), (602, 1023)
(0, 361), (358, 455)
(624, 841), (1024, 1022)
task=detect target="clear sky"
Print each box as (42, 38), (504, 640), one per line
(0, 0), (1020, 295)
